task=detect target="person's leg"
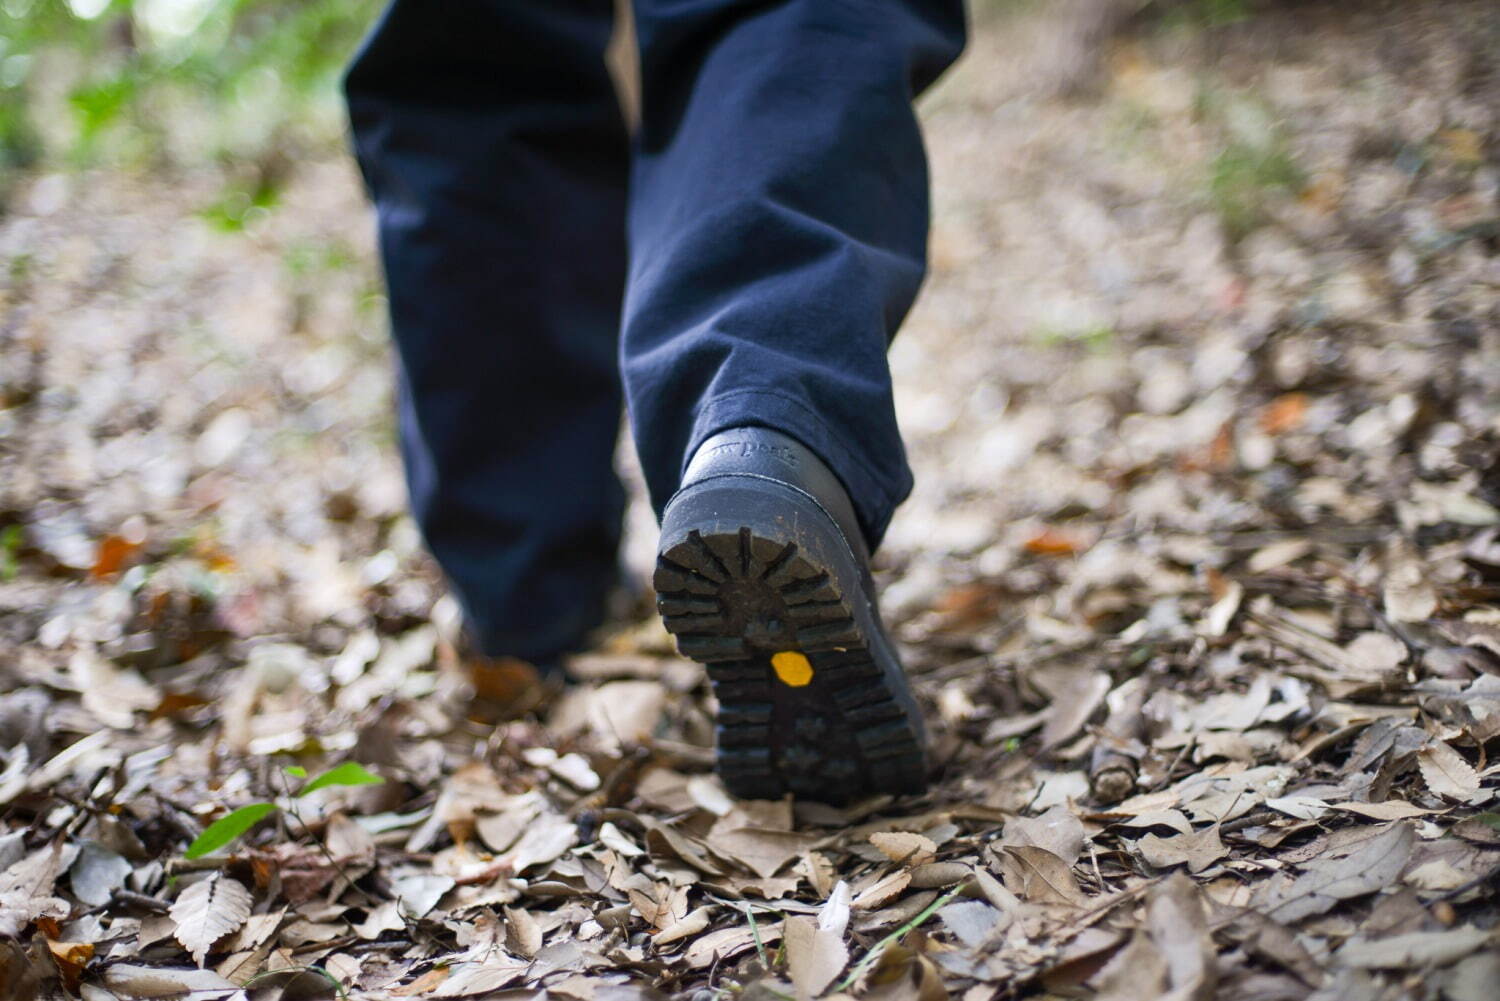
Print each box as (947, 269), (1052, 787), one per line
(623, 0), (966, 549)
(626, 0), (965, 801)
(345, 0), (629, 664)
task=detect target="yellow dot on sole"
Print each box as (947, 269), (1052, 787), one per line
(771, 651), (814, 687)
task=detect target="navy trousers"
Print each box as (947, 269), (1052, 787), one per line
(345, 0), (965, 661)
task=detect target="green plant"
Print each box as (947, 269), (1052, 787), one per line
(199, 174), (281, 232)
(832, 882), (970, 993)
(1194, 0), (1250, 26)
(1033, 324), (1116, 353)
(1160, 0), (1253, 32)
(1192, 85), (1304, 238)
(245, 965), (350, 1001)
(0, 0), (382, 173)
(184, 761), (383, 859)
(1208, 140), (1302, 236)
(0, 525), (22, 581)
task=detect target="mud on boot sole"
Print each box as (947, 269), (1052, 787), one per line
(654, 477), (927, 804)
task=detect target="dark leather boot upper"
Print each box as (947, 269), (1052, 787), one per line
(678, 427), (871, 567)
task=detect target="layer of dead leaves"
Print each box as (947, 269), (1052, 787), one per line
(2, 2), (1500, 1000)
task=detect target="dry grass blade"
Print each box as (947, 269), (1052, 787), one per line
(833, 882), (969, 994)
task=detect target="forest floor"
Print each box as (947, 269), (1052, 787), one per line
(2, 2), (1500, 999)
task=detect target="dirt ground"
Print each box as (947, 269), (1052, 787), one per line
(1, 2), (1499, 999)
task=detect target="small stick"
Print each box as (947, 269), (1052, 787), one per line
(1089, 678), (1147, 803)
(110, 889), (171, 914)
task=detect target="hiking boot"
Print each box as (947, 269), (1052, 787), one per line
(654, 427), (927, 804)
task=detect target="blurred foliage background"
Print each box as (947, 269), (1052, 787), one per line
(1, 0), (1285, 228)
(0, 0), (1265, 175)
(0, 0), (379, 204)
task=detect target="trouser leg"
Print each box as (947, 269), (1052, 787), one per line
(622, 0), (966, 548)
(345, 0), (628, 662)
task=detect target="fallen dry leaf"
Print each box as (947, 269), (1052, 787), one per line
(1384, 545), (1439, 623)
(996, 846), (1086, 907)
(785, 883), (850, 1000)
(7, 8), (1500, 1000)
(1259, 823), (1415, 923)
(44, 939), (93, 993)
(1146, 875), (1216, 1001)
(1417, 741), (1480, 800)
(852, 869), (914, 911)
(870, 832), (938, 867)
(1002, 805), (1086, 865)
(169, 873), (253, 967)
(1136, 825), (1228, 874)
(1336, 926), (1494, 969)
(103, 963), (240, 998)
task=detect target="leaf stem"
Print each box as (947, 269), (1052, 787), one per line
(832, 881), (969, 994)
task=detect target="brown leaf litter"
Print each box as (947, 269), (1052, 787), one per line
(2, 2), (1500, 999)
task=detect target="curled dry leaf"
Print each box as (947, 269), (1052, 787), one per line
(325, 811), (376, 863)
(686, 775), (735, 817)
(909, 862), (971, 889)
(860, 943), (948, 1001)
(1201, 578), (1243, 637)
(475, 792), (546, 855)
(550, 679), (669, 749)
(1344, 632), (1408, 676)
(655, 907), (713, 946)
(1247, 537), (1312, 574)
(44, 939), (93, 993)
(684, 923), (785, 970)
(708, 825), (816, 880)
(706, 801), (813, 879)
(870, 832), (938, 867)
(643, 820), (724, 876)
(168, 873), (252, 967)
(391, 967), (452, 997)
(1443, 951), (1500, 1001)
(597, 821), (644, 858)
(852, 870), (913, 911)
(1264, 795), (1331, 821)
(548, 752), (601, 792)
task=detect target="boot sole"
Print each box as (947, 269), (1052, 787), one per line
(654, 476), (927, 804)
